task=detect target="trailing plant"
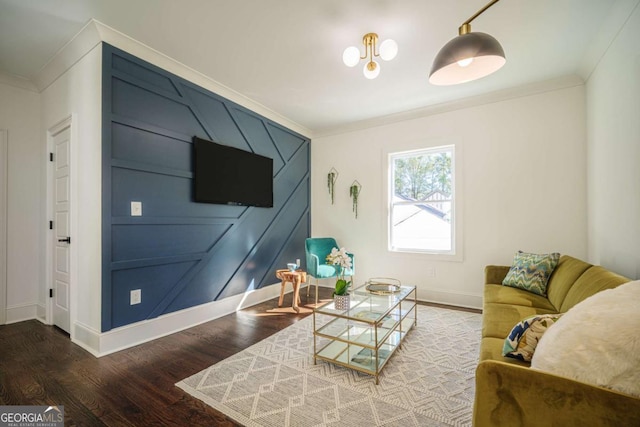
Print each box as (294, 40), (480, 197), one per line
(327, 169), (338, 204)
(350, 182), (361, 218)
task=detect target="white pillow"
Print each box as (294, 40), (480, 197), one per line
(531, 280), (640, 397)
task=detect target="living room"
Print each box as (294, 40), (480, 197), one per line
(0, 0), (639, 425)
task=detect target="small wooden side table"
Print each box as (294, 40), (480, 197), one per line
(276, 269), (307, 313)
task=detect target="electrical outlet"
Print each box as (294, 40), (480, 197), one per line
(131, 201), (142, 216)
(130, 289), (141, 305)
(425, 268), (436, 277)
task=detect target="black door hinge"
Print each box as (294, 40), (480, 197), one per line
(49, 289), (54, 298)
(49, 220), (53, 230)
(49, 152), (54, 162)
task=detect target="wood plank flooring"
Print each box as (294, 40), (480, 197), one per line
(0, 287), (337, 426)
(0, 286), (480, 426)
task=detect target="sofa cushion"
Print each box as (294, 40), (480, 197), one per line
(502, 251), (560, 296)
(545, 255), (592, 310)
(479, 337), (529, 366)
(482, 302), (557, 339)
(559, 266), (630, 312)
(532, 281), (640, 397)
(502, 314), (563, 362)
(483, 284), (557, 311)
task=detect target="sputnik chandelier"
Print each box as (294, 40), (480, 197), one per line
(342, 33), (398, 79)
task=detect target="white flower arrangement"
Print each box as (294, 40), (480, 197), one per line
(326, 247), (352, 270)
(326, 247), (352, 296)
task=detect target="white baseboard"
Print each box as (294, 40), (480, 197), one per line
(417, 288), (482, 310)
(7, 283), (479, 357)
(5, 303), (39, 324)
(36, 304), (46, 322)
(74, 281), (287, 357)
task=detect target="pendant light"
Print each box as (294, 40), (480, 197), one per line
(429, 0), (506, 85)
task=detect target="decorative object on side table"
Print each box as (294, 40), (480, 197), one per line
(350, 180), (361, 219)
(327, 167), (338, 205)
(326, 247), (353, 310)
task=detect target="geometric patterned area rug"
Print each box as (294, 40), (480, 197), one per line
(177, 305), (482, 427)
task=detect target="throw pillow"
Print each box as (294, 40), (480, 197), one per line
(502, 251), (560, 296)
(502, 314), (563, 362)
(531, 281), (640, 397)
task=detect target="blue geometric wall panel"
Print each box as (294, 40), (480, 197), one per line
(102, 44), (310, 331)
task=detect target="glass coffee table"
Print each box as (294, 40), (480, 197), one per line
(313, 284), (417, 384)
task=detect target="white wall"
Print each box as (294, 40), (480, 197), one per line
(312, 86), (587, 308)
(0, 82), (42, 323)
(586, 3), (640, 280)
(40, 44), (103, 339)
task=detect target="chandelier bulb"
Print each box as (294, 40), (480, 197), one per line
(363, 60), (380, 79)
(342, 46), (360, 67)
(379, 39), (398, 61)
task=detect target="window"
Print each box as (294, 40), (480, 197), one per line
(389, 145), (456, 255)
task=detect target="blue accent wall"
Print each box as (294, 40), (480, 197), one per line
(101, 44), (310, 331)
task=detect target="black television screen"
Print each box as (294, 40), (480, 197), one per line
(193, 136), (273, 207)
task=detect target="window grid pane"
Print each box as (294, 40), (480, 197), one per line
(389, 146), (454, 253)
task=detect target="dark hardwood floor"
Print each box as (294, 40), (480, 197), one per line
(0, 287), (480, 426)
(0, 286), (336, 426)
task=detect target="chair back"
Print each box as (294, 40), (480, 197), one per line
(306, 237), (338, 259)
(305, 237), (339, 276)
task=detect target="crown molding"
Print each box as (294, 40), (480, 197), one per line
(32, 19), (102, 92)
(578, 0), (640, 82)
(32, 19), (311, 138)
(0, 73), (38, 92)
(313, 74), (585, 139)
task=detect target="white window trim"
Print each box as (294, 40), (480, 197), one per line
(383, 143), (463, 262)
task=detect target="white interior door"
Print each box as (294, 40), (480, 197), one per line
(52, 126), (71, 333)
(0, 130), (7, 325)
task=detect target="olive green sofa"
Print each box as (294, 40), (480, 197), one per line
(473, 255), (640, 427)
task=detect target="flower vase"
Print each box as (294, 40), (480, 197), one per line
(334, 293), (350, 311)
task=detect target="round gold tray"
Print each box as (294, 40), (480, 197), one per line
(365, 278), (401, 295)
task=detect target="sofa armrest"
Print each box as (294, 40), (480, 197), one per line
(474, 360), (640, 427)
(484, 265), (511, 285)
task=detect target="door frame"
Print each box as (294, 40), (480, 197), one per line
(0, 130), (7, 325)
(45, 116), (76, 334)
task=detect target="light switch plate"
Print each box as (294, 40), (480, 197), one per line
(131, 201), (142, 216)
(130, 289), (141, 305)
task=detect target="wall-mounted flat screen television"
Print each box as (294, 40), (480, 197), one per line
(193, 136), (274, 207)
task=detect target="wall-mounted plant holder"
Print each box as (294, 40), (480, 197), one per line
(327, 167), (338, 204)
(350, 180), (362, 219)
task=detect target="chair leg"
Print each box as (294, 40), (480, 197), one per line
(315, 277), (319, 304)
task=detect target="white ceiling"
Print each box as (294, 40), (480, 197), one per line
(0, 0), (631, 134)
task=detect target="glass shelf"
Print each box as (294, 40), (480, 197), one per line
(313, 284), (417, 384)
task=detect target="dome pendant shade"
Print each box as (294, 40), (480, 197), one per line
(429, 31), (505, 86)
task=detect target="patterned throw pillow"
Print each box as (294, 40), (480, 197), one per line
(503, 314), (563, 362)
(502, 251), (560, 296)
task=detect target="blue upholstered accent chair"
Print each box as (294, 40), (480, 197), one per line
(305, 237), (355, 303)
